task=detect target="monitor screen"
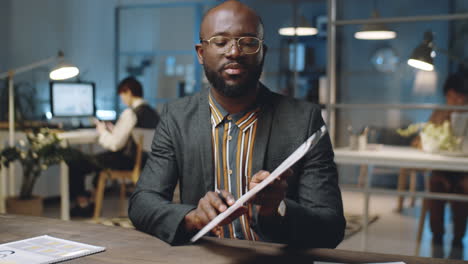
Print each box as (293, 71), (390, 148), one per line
(50, 81), (95, 117)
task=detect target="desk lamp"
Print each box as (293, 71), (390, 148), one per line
(408, 31), (468, 72)
(0, 50), (79, 202)
(407, 31), (435, 71)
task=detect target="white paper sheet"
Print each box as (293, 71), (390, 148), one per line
(0, 235), (105, 264)
(190, 125), (327, 243)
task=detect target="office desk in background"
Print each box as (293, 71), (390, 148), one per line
(334, 145), (468, 250)
(0, 129), (98, 218)
(57, 129), (99, 221)
(335, 145), (468, 172)
(1, 214), (465, 264)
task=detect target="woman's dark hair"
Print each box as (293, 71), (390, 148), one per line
(117, 77), (143, 97)
(443, 65), (468, 96)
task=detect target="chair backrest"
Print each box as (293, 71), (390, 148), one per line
(132, 128), (155, 152)
(130, 128), (155, 183)
(130, 135), (144, 184)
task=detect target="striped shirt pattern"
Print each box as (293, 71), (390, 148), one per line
(209, 94), (260, 240)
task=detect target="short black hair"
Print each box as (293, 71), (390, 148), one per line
(443, 72), (468, 96)
(117, 76), (143, 97)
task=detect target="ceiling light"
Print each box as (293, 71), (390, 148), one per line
(354, 11), (396, 40)
(279, 15), (317, 36)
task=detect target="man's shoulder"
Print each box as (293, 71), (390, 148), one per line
(121, 107), (136, 117)
(159, 91), (204, 122)
(266, 90), (321, 116)
(134, 103), (156, 113)
(164, 92), (201, 111)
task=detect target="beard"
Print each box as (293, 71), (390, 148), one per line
(203, 59), (264, 98)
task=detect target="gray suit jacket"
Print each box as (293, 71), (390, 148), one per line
(129, 85), (345, 247)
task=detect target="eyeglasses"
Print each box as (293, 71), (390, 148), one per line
(201, 36), (263, 55)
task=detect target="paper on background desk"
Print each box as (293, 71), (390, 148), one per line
(190, 125), (327, 243)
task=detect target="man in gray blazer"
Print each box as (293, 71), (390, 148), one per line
(129, 0), (345, 247)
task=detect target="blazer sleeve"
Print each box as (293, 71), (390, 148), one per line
(128, 104), (196, 245)
(253, 106), (346, 248)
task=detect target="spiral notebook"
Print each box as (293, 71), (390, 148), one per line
(190, 125), (327, 243)
(0, 235), (105, 264)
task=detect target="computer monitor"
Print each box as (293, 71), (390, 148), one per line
(50, 81), (95, 117)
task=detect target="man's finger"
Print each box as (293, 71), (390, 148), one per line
(211, 226), (222, 237)
(250, 170), (270, 184)
(218, 190), (235, 206)
(270, 177), (288, 190)
(207, 191), (227, 212)
(197, 199), (214, 224)
(278, 168), (293, 180)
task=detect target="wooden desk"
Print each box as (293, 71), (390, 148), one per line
(334, 145), (468, 251)
(1, 214), (465, 264)
(57, 129), (99, 221)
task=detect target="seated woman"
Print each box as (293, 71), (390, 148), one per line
(68, 77), (160, 217)
(414, 71), (468, 258)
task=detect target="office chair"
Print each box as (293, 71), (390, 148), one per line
(93, 135), (144, 220)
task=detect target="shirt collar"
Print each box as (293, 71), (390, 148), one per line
(208, 94), (228, 127)
(131, 98), (145, 109)
(208, 91), (261, 128)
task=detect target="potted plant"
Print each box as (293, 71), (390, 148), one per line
(396, 121), (461, 153)
(0, 128), (71, 215)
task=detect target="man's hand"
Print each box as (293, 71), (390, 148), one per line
(249, 169), (292, 216)
(94, 118), (114, 134)
(93, 119), (107, 134)
(184, 190), (247, 235)
(105, 121), (114, 131)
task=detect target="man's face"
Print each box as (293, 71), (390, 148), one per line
(119, 89), (132, 107)
(196, 6), (266, 98)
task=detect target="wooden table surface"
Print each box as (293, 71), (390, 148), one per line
(0, 214), (466, 264)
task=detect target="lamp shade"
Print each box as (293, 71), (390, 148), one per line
(354, 11), (396, 40)
(279, 15), (317, 36)
(407, 31), (434, 71)
(354, 23), (397, 40)
(49, 64), (79, 80)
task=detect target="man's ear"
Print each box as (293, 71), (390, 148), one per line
(195, 44), (204, 65)
(263, 44), (268, 57)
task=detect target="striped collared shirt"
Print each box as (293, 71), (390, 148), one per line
(209, 94), (260, 240)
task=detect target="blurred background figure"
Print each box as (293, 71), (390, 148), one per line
(418, 69), (468, 259)
(68, 77), (160, 217)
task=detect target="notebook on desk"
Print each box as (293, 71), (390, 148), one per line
(0, 235), (105, 264)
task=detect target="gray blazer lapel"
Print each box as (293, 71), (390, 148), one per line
(196, 88), (215, 192)
(251, 86), (274, 175)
